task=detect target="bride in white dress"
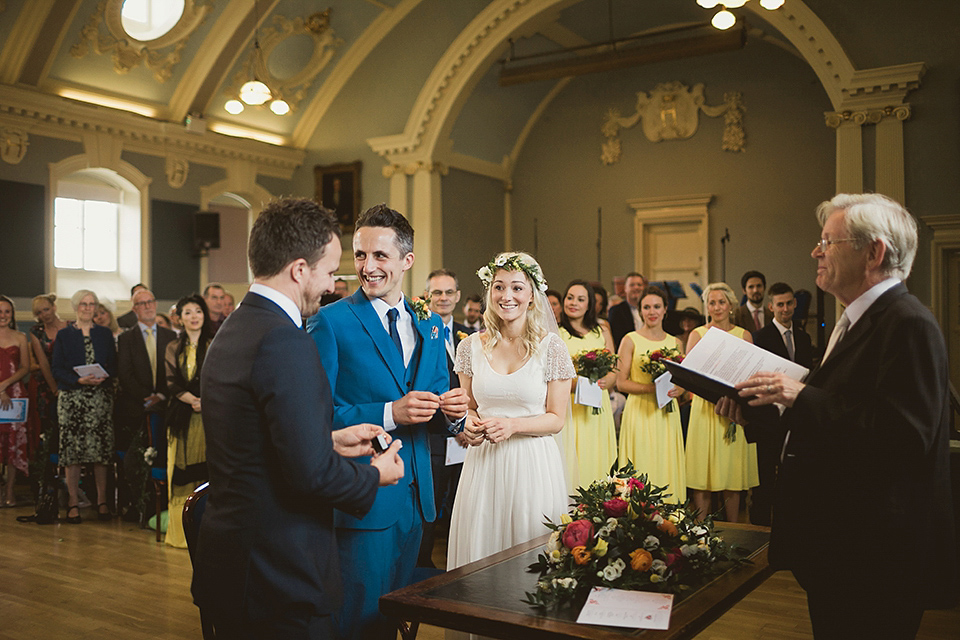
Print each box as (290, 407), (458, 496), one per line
(447, 252), (575, 571)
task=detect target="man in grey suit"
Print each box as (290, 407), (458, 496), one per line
(720, 194), (956, 638)
(196, 198), (404, 639)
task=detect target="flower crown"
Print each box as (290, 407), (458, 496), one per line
(477, 254), (548, 292)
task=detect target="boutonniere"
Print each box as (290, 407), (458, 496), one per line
(456, 330), (468, 341)
(409, 296), (431, 322)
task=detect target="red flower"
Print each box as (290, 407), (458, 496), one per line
(561, 519), (595, 549)
(627, 477), (644, 491)
(650, 350), (662, 361)
(585, 351), (597, 360)
(676, 355), (684, 363)
(602, 498), (628, 517)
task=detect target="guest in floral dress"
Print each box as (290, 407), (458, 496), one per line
(52, 290), (117, 524)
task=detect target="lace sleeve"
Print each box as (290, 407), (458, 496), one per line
(544, 332), (576, 382)
(453, 333), (473, 377)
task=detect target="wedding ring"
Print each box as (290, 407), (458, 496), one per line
(767, 385), (773, 393)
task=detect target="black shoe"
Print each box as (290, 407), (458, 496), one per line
(65, 505), (81, 524)
(97, 503), (112, 521)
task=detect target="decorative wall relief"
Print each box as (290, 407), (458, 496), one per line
(165, 155), (189, 189)
(225, 10), (342, 114)
(601, 82), (745, 165)
(1, 127), (28, 164)
(70, 0), (212, 83)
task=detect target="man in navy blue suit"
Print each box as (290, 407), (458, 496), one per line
(196, 198), (404, 639)
(308, 205), (468, 639)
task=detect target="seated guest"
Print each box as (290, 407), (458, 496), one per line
(163, 294), (213, 548)
(52, 290), (117, 523)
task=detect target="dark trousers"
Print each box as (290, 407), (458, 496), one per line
(206, 606), (335, 639)
(797, 571), (924, 640)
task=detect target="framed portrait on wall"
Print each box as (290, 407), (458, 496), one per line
(315, 161), (362, 233)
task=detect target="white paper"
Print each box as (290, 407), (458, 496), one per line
(444, 436), (466, 466)
(0, 398), (28, 423)
(73, 363), (108, 378)
(576, 587), (673, 630)
(574, 376), (603, 409)
(654, 371), (674, 409)
(682, 326), (809, 385)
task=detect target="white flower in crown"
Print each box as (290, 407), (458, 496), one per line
(477, 265), (493, 287)
(495, 255), (508, 267)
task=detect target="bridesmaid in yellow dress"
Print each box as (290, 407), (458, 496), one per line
(558, 280), (617, 490)
(615, 286), (687, 504)
(685, 282), (758, 521)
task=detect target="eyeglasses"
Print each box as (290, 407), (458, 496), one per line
(133, 298), (157, 308)
(814, 238), (854, 253)
(76, 302), (97, 308)
(429, 289), (457, 298)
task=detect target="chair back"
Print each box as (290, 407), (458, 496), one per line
(182, 481), (210, 566)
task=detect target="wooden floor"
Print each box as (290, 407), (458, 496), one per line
(2, 494), (958, 639)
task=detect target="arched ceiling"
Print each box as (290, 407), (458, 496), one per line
(0, 0), (800, 161)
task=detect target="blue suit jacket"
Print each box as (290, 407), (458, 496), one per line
(307, 289), (450, 530)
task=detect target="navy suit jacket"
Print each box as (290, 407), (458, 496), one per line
(307, 289), (450, 530)
(607, 301), (635, 352)
(52, 324), (117, 390)
(769, 284), (956, 607)
(195, 292), (379, 620)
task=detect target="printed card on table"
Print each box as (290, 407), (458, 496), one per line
(576, 587), (673, 630)
(574, 376), (603, 409)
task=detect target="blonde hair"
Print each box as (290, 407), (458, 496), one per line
(481, 252), (548, 359)
(701, 282), (738, 318)
(32, 293), (57, 316)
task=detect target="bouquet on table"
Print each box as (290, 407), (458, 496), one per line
(523, 463), (746, 611)
(571, 348), (618, 414)
(637, 346), (684, 411)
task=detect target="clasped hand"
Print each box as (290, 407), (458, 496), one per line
(77, 374), (105, 386)
(462, 416), (515, 446)
(392, 388), (468, 424)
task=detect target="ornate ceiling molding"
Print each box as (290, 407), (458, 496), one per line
(0, 85), (303, 177)
(292, 0), (423, 148)
(824, 105), (911, 129)
(225, 10), (342, 114)
(71, 0), (212, 83)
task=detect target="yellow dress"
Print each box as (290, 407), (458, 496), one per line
(684, 325), (759, 491)
(617, 332), (687, 504)
(559, 327), (618, 492)
(165, 344), (207, 549)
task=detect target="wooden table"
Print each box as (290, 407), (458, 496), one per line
(381, 522), (772, 639)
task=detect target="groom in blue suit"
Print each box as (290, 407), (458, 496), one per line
(308, 204), (468, 639)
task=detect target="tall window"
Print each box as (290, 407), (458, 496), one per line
(120, 0), (185, 41)
(54, 197), (119, 272)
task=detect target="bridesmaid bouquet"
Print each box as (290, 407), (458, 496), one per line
(571, 349), (619, 414)
(523, 463), (746, 611)
(638, 347), (684, 412)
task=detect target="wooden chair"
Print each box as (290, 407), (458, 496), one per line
(182, 482), (213, 638)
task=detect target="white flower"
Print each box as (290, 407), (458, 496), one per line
(495, 255), (507, 266)
(546, 531), (561, 554)
(598, 517), (619, 537)
(651, 559), (667, 575)
(643, 535), (660, 550)
(692, 525), (709, 538)
(477, 266), (492, 284)
(555, 577), (577, 589)
(652, 513), (664, 525)
(143, 446), (157, 464)
(680, 544), (700, 557)
(602, 562), (623, 581)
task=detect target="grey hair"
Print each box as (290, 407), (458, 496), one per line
(816, 193), (917, 280)
(71, 289), (99, 309)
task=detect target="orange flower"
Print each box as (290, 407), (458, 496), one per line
(630, 548), (653, 571)
(658, 520), (678, 536)
(572, 545), (592, 565)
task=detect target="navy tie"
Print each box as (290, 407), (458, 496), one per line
(444, 325), (451, 344)
(387, 308), (403, 355)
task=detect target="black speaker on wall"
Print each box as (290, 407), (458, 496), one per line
(194, 211), (220, 256)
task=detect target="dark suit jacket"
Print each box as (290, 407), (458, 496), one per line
(769, 284), (956, 607)
(732, 304), (773, 333)
(117, 309), (138, 329)
(195, 292), (379, 620)
(752, 322), (814, 370)
(607, 301), (635, 352)
(444, 321), (473, 389)
(51, 324), (117, 390)
(116, 323), (177, 430)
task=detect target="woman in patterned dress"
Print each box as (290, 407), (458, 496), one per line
(29, 294), (67, 458)
(0, 295), (30, 506)
(52, 290), (117, 523)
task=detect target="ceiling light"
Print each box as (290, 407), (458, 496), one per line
(711, 9), (737, 30)
(696, 0), (720, 7)
(759, 0), (785, 8)
(224, 1), (288, 116)
(58, 88), (157, 118)
(724, 0), (748, 7)
(224, 99), (244, 115)
(240, 79), (271, 106)
(208, 122), (287, 146)
(269, 99), (290, 115)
